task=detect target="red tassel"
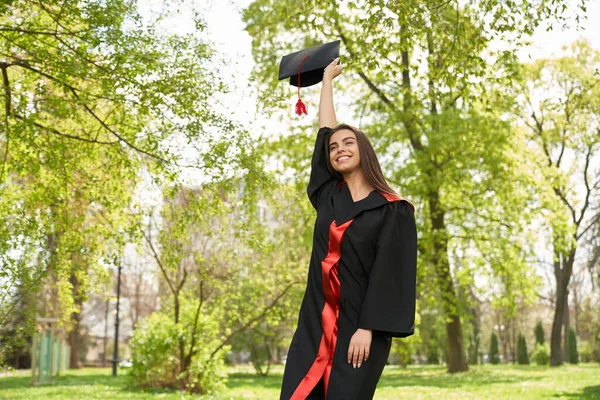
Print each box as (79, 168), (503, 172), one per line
(295, 55), (311, 116)
(295, 98), (308, 115)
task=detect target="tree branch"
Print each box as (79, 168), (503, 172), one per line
(185, 278), (204, 364)
(578, 212), (600, 241)
(0, 27), (90, 36)
(553, 186), (577, 226)
(575, 143), (594, 231)
(141, 222), (177, 298)
(1, 62), (10, 184)
(208, 280), (299, 361)
(12, 114), (117, 144)
(0, 266), (48, 327)
(69, 88), (174, 164)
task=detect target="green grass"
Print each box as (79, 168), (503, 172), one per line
(1, 363), (599, 399)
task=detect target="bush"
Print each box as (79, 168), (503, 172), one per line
(531, 343), (550, 365)
(534, 321), (545, 346)
(129, 313), (180, 389)
(517, 333), (529, 365)
(129, 305), (228, 394)
(579, 341), (592, 363)
(489, 333), (500, 364)
(230, 323), (278, 376)
(426, 347), (439, 365)
(568, 328), (579, 364)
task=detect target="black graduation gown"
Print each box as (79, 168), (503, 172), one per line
(280, 127), (417, 400)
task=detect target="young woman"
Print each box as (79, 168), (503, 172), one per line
(279, 58), (417, 400)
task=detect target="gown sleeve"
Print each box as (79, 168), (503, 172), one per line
(306, 126), (337, 208)
(358, 200), (417, 338)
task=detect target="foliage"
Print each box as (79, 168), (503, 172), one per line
(426, 347), (440, 365)
(579, 341), (593, 363)
(129, 305), (228, 394)
(515, 39), (600, 366)
(534, 321), (545, 346)
(129, 313), (181, 389)
(391, 306), (422, 367)
(229, 323), (280, 376)
(489, 333), (500, 364)
(0, 0), (258, 369)
(531, 343), (551, 366)
(467, 331), (481, 365)
(417, 302), (448, 365)
(568, 328), (579, 365)
(242, 0), (584, 373)
(131, 178), (309, 391)
(517, 333), (529, 365)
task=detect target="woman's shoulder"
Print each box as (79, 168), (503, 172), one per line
(379, 193), (415, 214)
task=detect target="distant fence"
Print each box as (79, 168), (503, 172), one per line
(31, 318), (69, 385)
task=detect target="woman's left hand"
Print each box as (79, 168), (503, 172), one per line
(348, 328), (372, 368)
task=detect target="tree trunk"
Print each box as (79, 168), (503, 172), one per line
(429, 192), (468, 372)
(511, 319), (517, 364)
(562, 291), (570, 361)
(468, 294), (481, 365)
(501, 324), (509, 364)
(103, 298), (109, 368)
(68, 270), (84, 369)
(68, 316), (83, 369)
(550, 248), (576, 366)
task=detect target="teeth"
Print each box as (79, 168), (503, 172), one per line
(337, 156), (350, 162)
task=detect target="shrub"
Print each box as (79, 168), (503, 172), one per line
(489, 332), (500, 364)
(531, 343), (550, 365)
(517, 333), (529, 365)
(129, 304), (228, 394)
(130, 313), (179, 388)
(426, 347), (439, 364)
(568, 328), (579, 364)
(579, 341), (592, 363)
(534, 321), (545, 346)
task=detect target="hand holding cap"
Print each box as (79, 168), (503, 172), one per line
(278, 40), (341, 115)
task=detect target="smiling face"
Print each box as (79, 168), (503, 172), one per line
(328, 128), (361, 175)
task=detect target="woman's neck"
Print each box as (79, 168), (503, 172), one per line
(343, 169), (374, 201)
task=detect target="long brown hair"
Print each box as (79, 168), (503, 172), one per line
(325, 124), (398, 197)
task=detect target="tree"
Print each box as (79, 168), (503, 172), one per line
(535, 321), (546, 346)
(131, 180), (308, 392)
(243, 0), (582, 373)
(517, 333), (529, 365)
(515, 40), (600, 366)
(0, 0), (256, 367)
(489, 332), (500, 364)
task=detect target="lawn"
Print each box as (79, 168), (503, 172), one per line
(1, 363), (599, 399)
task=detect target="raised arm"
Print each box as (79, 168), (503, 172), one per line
(307, 58), (343, 208)
(319, 58), (342, 128)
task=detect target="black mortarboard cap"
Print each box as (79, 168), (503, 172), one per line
(278, 40), (341, 88)
(278, 40), (341, 116)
